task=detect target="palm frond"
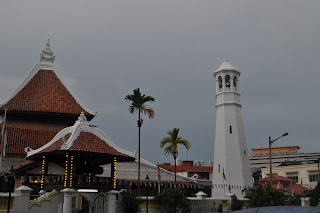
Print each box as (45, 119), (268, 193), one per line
(160, 128), (190, 157)
(178, 139), (191, 150)
(141, 106), (155, 118)
(129, 105), (135, 114)
(160, 136), (172, 148)
(125, 88), (155, 117)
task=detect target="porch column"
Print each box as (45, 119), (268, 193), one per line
(61, 188), (76, 213)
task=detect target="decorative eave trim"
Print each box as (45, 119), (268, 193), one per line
(216, 102), (242, 108)
(26, 116), (136, 159)
(0, 63), (96, 116)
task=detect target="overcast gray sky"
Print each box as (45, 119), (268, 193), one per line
(1, 1), (319, 165)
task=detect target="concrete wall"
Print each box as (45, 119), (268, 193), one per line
(29, 191), (63, 213)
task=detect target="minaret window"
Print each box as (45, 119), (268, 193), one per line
(230, 125), (232, 134)
(218, 76), (223, 91)
(225, 75), (230, 91)
(233, 76), (237, 91)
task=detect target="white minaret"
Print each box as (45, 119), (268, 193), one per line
(212, 58), (252, 199)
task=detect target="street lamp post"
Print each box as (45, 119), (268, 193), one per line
(7, 166), (15, 213)
(145, 175), (150, 213)
(269, 133), (288, 185)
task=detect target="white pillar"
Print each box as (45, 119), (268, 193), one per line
(230, 77), (234, 92)
(61, 188), (76, 213)
(107, 190), (119, 213)
(15, 185), (33, 213)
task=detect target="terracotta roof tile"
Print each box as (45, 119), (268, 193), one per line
(37, 132), (132, 158)
(159, 163), (213, 173)
(0, 70), (92, 116)
(0, 123), (64, 156)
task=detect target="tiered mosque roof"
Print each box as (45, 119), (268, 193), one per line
(0, 40), (96, 157)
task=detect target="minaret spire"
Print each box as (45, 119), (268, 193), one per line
(40, 39), (56, 66)
(211, 59), (252, 199)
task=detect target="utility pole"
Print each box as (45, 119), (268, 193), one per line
(269, 133), (288, 185)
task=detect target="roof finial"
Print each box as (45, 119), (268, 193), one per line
(77, 112), (88, 122)
(46, 39), (50, 49)
(40, 39), (55, 66)
(224, 57), (228, 62)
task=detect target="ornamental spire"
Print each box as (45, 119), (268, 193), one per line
(40, 39), (56, 66)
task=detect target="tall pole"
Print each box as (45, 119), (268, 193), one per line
(317, 158), (320, 183)
(138, 109), (141, 194)
(268, 133), (288, 186)
(7, 191), (11, 213)
(269, 136), (272, 186)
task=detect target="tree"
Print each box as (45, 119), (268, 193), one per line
(119, 190), (142, 213)
(231, 195), (243, 211)
(160, 128), (190, 184)
(153, 187), (191, 213)
(307, 181), (320, 206)
(245, 184), (288, 207)
(125, 88), (155, 193)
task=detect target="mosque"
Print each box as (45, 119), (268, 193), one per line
(0, 41), (216, 213)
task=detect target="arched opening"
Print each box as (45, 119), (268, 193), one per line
(225, 75), (230, 91)
(218, 76), (223, 91)
(233, 76), (237, 91)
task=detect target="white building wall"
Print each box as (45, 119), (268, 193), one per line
(261, 163), (319, 187)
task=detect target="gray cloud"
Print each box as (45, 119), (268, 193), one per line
(1, 1), (320, 165)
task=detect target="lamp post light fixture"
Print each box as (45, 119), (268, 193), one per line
(269, 133), (288, 185)
(7, 166), (15, 213)
(145, 175), (150, 213)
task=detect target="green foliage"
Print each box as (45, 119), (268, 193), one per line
(119, 190), (142, 213)
(160, 128), (190, 183)
(160, 128), (191, 156)
(307, 181), (320, 206)
(231, 195), (243, 211)
(245, 184), (293, 207)
(153, 187), (191, 213)
(125, 88), (155, 118)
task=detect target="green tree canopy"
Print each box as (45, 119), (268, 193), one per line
(160, 128), (190, 183)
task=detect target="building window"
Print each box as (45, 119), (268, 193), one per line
(309, 174), (319, 182)
(225, 75), (230, 91)
(218, 76), (223, 91)
(230, 125), (232, 134)
(287, 176), (299, 183)
(219, 164), (220, 173)
(282, 182), (290, 188)
(233, 76), (237, 91)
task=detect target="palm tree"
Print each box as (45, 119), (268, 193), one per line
(125, 88), (155, 193)
(153, 187), (191, 213)
(160, 128), (190, 184)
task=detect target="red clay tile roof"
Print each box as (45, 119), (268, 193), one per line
(0, 122), (65, 156)
(0, 70), (92, 116)
(258, 175), (311, 195)
(292, 183), (311, 195)
(37, 132), (132, 158)
(159, 163), (213, 173)
(260, 175), (293, 182)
